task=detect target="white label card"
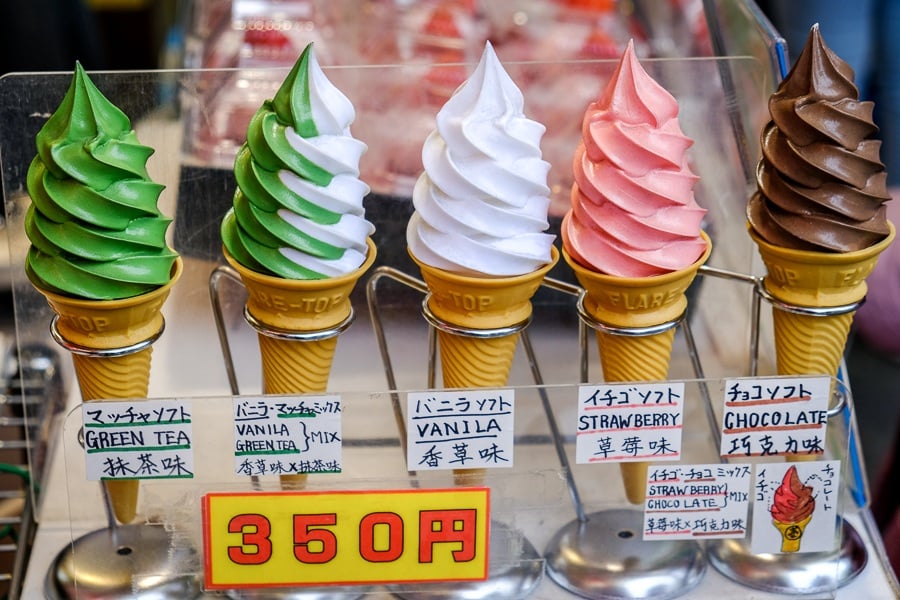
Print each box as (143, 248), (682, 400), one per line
(642, 463), (752, 540)
(750, 461), (841, 554)
(576, 382), (684, 463)
(720, 376), (830, 458)
(83, 399), (194, 480)
(233, 395), (342, 476)
(407, 389), (514, 471)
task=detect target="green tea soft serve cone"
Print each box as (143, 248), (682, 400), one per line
(25, 63), (181, 524)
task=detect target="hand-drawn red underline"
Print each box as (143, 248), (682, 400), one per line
(723, 423), (823, 434)
(578, 425), (682, 434)
(724, 396), (811, 407)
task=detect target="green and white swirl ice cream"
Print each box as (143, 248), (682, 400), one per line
(25, 62), (179, 301)
(221, 43), (374, 279)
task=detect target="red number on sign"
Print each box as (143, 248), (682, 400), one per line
(227, 513), (272, 565)
(359, 512), (404, 562)
(293, 513), (338, 564)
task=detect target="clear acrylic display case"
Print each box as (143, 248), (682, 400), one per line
(1, 25), (897, 600)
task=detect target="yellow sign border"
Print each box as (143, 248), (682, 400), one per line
(203, 487), (490, 590)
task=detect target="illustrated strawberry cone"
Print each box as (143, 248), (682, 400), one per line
(30, 258), (183, 524)
(410, 247), (559, 486)
(770, 465), (816, 550)
(563, 231), (711, 504)
(772, 514), (813, 552)
(224, 239), (376, 489)
(749, 222), (895, 378)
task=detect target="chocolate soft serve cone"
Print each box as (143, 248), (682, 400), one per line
(406, 43), (557, 486)
(221, 44), (375, 489)
(25, 63), (181, 524)
(748, 25), (894, 379)
(561, 41), (709, 504)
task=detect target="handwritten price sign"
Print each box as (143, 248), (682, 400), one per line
(203, 488), (490, 589)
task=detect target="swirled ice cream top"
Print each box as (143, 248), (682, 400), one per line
(406, 42), (555, 277)
(562, 40), (707, 278)
(748, 24), (891, 252)
(771, 466), (815, 523)
(221, 43), (373, 279)
(25, 63), (178, 301)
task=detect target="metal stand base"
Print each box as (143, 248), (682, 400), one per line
(45, 524), (202, 599)
(389, 520), (543, 600)
(707, 520), (867, 594)
(544, 509), (706, 600)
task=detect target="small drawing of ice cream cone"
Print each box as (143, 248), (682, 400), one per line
(770, 466), (816, 552)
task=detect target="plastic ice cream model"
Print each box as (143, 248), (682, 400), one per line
(562, 39), (708, 278)
(406, 42), (556, 277)
(24, 62), (182, 524)
(407, 41), (558, 485)
(747, 24), (895, 378)
(221, 43), (374, 280)
(770, 466), (816, 552)
(220, 43), (375, 489)
(560, 40), (711, 504)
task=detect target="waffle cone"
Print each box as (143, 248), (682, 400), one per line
(749, 222), (895, 377)
(772, 514), (813, 553)
(224, 239), (376, 488)
(410, 247), (559, 485)
(30, 258), (183, 524)
(563, 233), (711, 504)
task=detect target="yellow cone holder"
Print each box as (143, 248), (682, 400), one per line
(243, 301), (355, 488)
(701, 274), (864, 595)
(209, 263), (356, 396)
(577, 294), (686, 505)
(241, 296), (355, 494)
(752, 278), (863, 384)
(48, 315), (165, 530)
(208, 264), (382, 600)
(209, 262), (355, 504)
(421, 294), (535, 487)
(43, 313), (202, 599)
(367, 266), (562, 600)
(750, 279), (854, 421)
(540, 288), (709, 598)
